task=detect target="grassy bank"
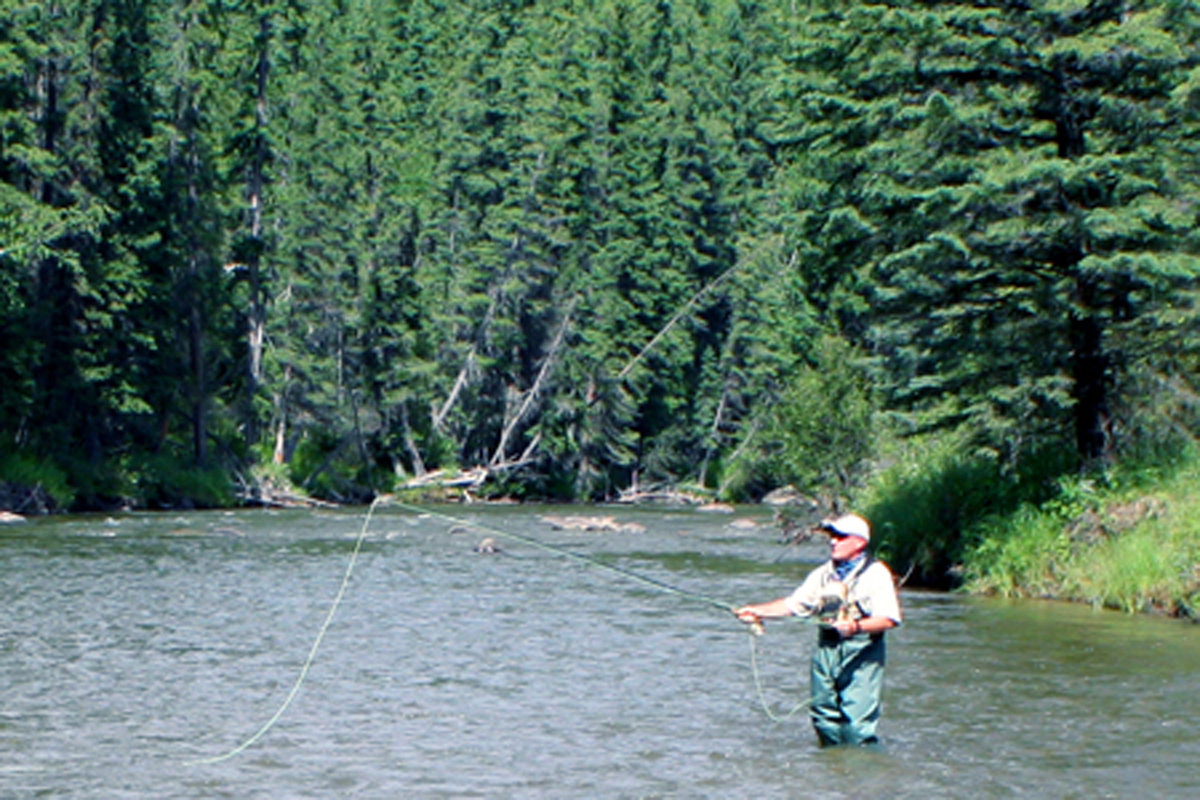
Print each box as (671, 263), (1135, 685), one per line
(865, 440), (1200, 620)
(962, 466), (1200, 618)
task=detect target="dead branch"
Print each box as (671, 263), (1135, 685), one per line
(490, 301), (575, 466)
(433, 347), (476, 433)
(399, 457), (539, 491)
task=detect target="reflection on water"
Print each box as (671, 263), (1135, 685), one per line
(2, 506), (1198, 798)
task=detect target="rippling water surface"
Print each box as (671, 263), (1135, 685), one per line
(2, 505), (1198, 798)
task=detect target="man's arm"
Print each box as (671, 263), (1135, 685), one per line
(829, 615), (897, 638)
(734, 597), (794, 625)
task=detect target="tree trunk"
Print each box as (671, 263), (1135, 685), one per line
(1069, 277), (1112, 463)
(189, 255), (208, 465)
(245, 13), (271, 446)
(1054, 72), (1110, 464)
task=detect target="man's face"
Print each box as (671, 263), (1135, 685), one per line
(829, 533), (867, 562)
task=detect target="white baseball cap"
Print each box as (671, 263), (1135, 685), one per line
(820, 513), (871, 542)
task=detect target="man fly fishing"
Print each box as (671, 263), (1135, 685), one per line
(735, 513), (902, 747)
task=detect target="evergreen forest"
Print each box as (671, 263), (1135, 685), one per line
(4, 0), (1200, 567)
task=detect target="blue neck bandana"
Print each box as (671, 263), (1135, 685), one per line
(834, 554), (864, 582)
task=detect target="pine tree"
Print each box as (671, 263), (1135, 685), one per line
(142, 0), (238, 467)
(1, 2), (53, 437)
(219, 0), (297, 448)
(780, 0), (1200, 468)
(2, 0), (165, 483)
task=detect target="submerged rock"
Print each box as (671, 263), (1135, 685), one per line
(475, 537), (501, 554)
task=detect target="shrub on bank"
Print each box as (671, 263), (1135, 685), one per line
(126, 453), (235, 509)
(959, 460), (1200, 618)
(861, 436), (1072, 589)
(0, 452), (74, 512)
(860, 432), (1200, 618)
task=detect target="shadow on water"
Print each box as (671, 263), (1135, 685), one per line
(2, 505), (1198, 798)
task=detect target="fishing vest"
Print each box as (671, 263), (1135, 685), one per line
(814, 555), (876, 625)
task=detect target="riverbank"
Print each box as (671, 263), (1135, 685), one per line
(865, 447), (1200, 621)
(959, 470), (1200, 620)
(4, 455), (1199, 621)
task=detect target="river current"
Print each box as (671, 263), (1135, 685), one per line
(2, 505), (1198, 798)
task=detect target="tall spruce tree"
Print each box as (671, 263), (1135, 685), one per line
(144, 0), (238, 468)
(349, 0), (440, 484)
(1, 3), (53, 439)
(2, 0), (163, 485)
(220, 0), (296, 448)
(575, 0), (735, 488)
(259, 0), (378, 492)
(501, 1), (640, 498)
(781, 0), (1200, 468)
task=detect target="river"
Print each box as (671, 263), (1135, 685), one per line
(2, 504), (1198, 798)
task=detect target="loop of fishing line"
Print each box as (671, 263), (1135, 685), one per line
(747, 630), (813, 722)
(184, 495), (385, 766)
(185, 495), (806, 765)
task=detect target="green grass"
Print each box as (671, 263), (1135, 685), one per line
(959, 460), (1200, 618)
(860, 434), (1200, 618)
(964, 508), (1075, 600)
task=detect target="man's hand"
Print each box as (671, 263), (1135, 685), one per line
(832, 618), (862, 638)
(734, 606), (760, 623)
(734, 606), (765, 634)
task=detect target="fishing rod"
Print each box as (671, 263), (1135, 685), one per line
(391, 498), (741, 616)
(412, 501), (835, 725)
(185, 496), (799, 764)
(424, 501), (819, 723)
(383, 500), (824, 723)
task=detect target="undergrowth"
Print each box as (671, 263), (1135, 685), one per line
(865, 437), (1200, 618)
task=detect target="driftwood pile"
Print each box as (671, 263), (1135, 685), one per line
(540, 515), (647, 533)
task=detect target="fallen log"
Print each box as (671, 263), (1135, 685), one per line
(237, 480), (340, 509)
(399, 459), (537, 492)
(612, 486), (707, 506)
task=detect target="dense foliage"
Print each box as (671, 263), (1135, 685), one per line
(3, 1), (1199, 522)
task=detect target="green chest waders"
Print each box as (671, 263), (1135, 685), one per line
(809, 628), (887, 746)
